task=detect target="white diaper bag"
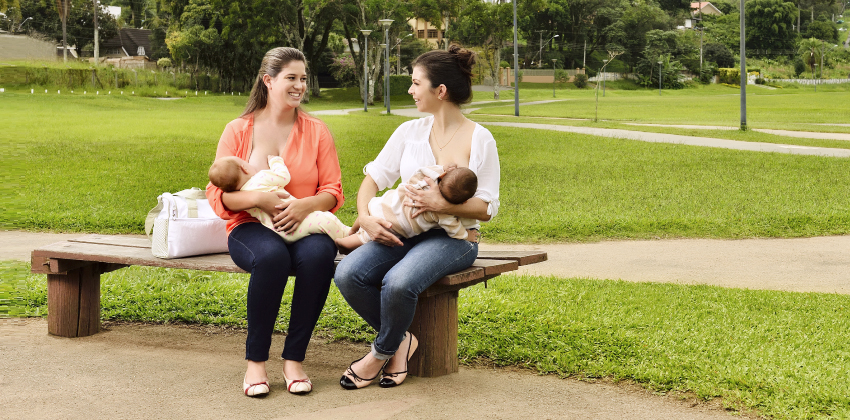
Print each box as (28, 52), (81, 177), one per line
(144, 188), (228, 259)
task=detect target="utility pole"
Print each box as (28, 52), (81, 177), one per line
(739, 0), (747, 130)
(536, 30), (545, 68)
(93, 0), (99, 65)
(513, 0), (519, 116)
(583, 39), (587, 69)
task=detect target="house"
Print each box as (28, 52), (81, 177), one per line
(690, 2), (723, 16)
(98, 28), (155, 69)
(407, 18), (446, 48)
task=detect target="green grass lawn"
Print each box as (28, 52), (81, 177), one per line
(2, 92), (850, 241)
(4, 260), (849, 420)
(470, 83), (850, 131)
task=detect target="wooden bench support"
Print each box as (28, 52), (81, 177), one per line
(32, 235), (547, 377)
(409, 290), (459, 377)
(47, 264), (101, 338)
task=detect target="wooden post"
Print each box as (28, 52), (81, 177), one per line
(408, 291), (458, 377)
(47, 264), (101, 337)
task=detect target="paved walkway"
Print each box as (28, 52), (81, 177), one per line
(313, 105), (850, 158)
(481, 122), (850, 157)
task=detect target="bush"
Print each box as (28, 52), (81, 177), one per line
(703, 43), (735, 68)
(573, 73), (588, 88)
(328, 53), (358, 88)
(554, 69), (570, 83)
(388, 74), (411, 95)
(716, 67), (740, 85)
(157, 58), (172, 68)
(793, 59), (806, 77)
(755, 77), (765, 84)
(698, 65), (717, 84)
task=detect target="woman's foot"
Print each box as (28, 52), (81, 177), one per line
(379, 332), (418, 388)
(243, 360), (270, 397)
(339, 353), (388, 390)
(283, 360), (312, 395)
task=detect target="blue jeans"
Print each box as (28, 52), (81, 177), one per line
(228, 222), (336, 362)
(334, 229), (478, 359)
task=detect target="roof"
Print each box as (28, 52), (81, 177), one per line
(690, 2), (723, 15)
(100, 28), (152, 57)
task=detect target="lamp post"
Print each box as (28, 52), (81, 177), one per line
(393, 34), (411, 75)
(658, 60), (663, 95)
(360, 29), (372, 112)
(513, 0), (519, 116)
(602, 59), (608, 97)
(535, 33), (559, 68)
(739, 0), (746, 130)
(551, 59), (557, 97)
(379, 19), (394, 115)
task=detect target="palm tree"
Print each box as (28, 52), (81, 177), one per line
(797, 37), (822, 79)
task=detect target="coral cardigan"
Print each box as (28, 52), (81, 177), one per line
(205, 111), (344, 234)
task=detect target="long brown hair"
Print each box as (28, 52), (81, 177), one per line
(241, 47), (307, 117)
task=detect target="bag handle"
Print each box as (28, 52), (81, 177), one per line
(144, 188), (209, 237)
(174, 188), (207, 218)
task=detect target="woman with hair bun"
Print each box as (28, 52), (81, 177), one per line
(334, 45), (501, 389)
(206, 47), (344, 397)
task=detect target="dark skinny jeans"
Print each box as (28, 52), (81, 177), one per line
(228, 222), (335, 362)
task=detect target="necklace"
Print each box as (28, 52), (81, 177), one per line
(432, 122), (464, 151)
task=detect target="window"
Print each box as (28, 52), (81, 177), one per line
(427, 29), (438, 38)
(418, 30), (425, 39)
(137, 46), (146, 56)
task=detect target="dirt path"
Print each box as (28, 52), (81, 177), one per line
(14, 230), (846, 418)
(1, 319), (739, 419)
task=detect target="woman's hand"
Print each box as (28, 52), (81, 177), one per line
(403, 178), (450, 219)
(359, 215), (403, 246)
(254, 191), (291, 219)
(272, 196), (311, 234)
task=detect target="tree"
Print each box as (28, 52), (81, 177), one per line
(339, 0), (412, 105)
(276, 0), (341, 100)
(797, 37), (822, 77)
(703, 43), (735, 67)
(805, 19), (838, 42)
(745, 0), (797, 55)
(452, 0), (511, 99)
(19, 0), (118, 56)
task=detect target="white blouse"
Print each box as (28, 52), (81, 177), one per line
(364, 116), (501, 227)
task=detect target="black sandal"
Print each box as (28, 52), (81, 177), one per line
(339, 356), (388, 390)
(379, 332), (419, 388)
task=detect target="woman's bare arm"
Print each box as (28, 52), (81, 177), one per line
(356, 175), (404, 246)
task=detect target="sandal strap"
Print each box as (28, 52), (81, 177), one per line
(382, 369), (408, 378)
(345, 357), (388, 382)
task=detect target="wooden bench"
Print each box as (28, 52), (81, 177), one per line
(31, 235), (546, 377)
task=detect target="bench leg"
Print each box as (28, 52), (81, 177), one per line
(47, 264), (101, 338)
(408, 291), (458, 377)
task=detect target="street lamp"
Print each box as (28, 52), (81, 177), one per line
(658, 60), (663, 95)
(551, 59), (557, 97)
(394, 34), (412, 75)
(379, 19), (394, 115)
(535, 32), (559, 68)
(359, 29), (372, 112)
(602, 59), (608, 97)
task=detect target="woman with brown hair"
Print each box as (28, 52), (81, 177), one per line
(206, 47), (344, 397)
(334, 45), (501, 389)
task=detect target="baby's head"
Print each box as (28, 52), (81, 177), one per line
(438, 166), (477, 205)
(208, 156), (257, 192)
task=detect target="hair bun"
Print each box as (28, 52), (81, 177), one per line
(448, 44), (475, 75)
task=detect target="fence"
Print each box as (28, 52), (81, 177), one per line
(498, 68), (586, 85)
(767, 78), (850, 85)
(0, 65), (220, 91)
